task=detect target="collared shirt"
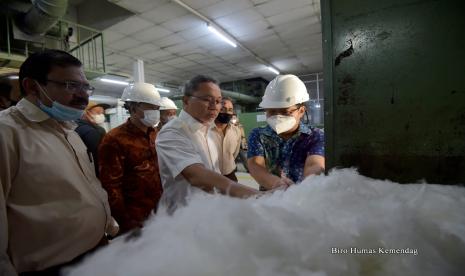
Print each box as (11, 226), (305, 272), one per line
(98, 119), (163, 233)
(156, 110), (220, 210)
(0, 99), (112, 274)
(211, 123), (242, 175)
(247, 123), (325, 185)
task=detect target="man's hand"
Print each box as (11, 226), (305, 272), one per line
(271, 172), (295, 189)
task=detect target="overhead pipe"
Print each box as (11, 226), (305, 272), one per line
(171, 89), (260, 104)
(221, 89), (260, 104)
(19, 0), (68, 35)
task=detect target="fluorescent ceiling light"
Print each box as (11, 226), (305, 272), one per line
(157, 87), (170, 93)
(8, 75), (19, 79)
(267, 66), (280, 75)
(100, 78), (129, 85)
(207, 24), (237, 48)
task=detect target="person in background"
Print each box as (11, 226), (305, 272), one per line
(158, 97), (178, 129)
(98, 83), (163, 235)
(212, 97), (242, 181)
(0, 81), (14, 111)
(75, 102), (110, 176)
(231, 113), (250, 172)
(0, 49), (117, 276)
(247, 74), (325, 191)
(156, 75), (282, 212)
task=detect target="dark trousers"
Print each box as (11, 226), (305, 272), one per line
(224, 171), (238, 182)
(19, 236), (108, 276)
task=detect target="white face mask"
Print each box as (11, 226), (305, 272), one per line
(91, 113), (105, 124)
(166, 115), (177, 122)
(267, 115), (297, 134)
(141, 110), (160, 127)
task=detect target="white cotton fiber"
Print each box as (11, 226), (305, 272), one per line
(64, 169), (465, 276)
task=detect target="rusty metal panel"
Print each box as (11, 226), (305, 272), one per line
(322, 0), (465, 184)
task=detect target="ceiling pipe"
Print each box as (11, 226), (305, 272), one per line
(221, 89), (261, 104)
(19, 0), (68, 35)
(170, 89), (260, 104)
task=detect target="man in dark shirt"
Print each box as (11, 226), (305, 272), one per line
(75, 102), (109, 176)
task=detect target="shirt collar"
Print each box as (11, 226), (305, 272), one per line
(125, 118), (155, 135)
(179, 109), (214, 133)
(16, 98), (78, 130)
(16, 98), (50, 122)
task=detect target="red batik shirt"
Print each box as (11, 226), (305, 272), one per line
(98, 119), (162, 233)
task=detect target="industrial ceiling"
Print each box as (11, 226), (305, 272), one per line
(80, 0), (322, 96)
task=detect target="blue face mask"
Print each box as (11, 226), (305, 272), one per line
(36, 81), (84, 121)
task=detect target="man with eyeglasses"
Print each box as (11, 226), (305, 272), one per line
(156, 75), (266, 212)
(98, 83), (163, 235)
(0, 50), (118, 276)
(247, 74), (325, 191)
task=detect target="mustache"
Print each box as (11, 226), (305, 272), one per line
(69, 96), (89, 106)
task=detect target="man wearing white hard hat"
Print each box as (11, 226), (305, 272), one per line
(98, 83), (163, 234)
(247, 74), (325, 190)
(158, 97), (178, 129)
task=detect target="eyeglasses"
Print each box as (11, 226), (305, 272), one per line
(266, 107), (300, 116)
(190, 95), (222, 106)
(47, 79), (95, 96)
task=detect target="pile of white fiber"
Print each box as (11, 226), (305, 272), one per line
(65, 169), (465, 276)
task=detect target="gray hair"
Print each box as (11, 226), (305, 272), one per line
(183, 75), (219, 96)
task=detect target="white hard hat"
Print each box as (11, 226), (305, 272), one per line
(159, 97), (178, 110)
(259, 74), (309, 108)
(121, 83), (161, 106)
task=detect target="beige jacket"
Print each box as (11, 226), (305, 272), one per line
(0, 99), (114, 274)
(212, 123), (242, 175)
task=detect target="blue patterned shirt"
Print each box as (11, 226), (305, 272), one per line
(247, 123), (324, 184)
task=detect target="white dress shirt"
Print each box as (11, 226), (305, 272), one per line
(156, 110), (220, 210)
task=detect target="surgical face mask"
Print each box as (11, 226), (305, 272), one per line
(92, 113), (105, 124)
(36, 82), (84, 121)
(267, 115), (297, 134)
(216, 113), (233, 124)
(140, 109), (160, 127)
(166, 115), (177, 122)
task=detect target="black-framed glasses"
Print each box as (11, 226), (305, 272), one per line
(266, 107), (300, 116)
(190, 95), (222, 106)
(47, 79), (95, 96)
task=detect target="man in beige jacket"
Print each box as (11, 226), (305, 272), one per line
(0, 50), (117, 276)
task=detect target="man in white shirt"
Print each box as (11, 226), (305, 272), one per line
(156, 75), (267, 211)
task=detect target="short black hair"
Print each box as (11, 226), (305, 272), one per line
(183, 75), (219, 96)
(19, 49), (82, 96)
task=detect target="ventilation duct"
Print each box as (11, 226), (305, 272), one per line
(18, 0), (68, 35)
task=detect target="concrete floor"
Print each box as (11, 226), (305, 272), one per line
(236, 172), (259, 190)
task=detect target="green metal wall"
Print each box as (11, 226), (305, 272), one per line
(238, 112), (268, 139)
(322, 0), (465, 184)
